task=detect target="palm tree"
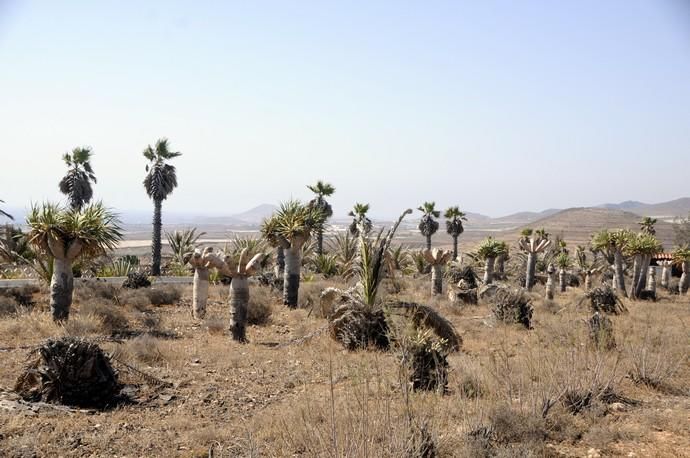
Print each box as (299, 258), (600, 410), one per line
(26, 202), (122, 321)
(261, 200), (322, 308)
(591, 229), (633, 297)
(307, 180), (335, 255)
(0, 200), (13, 221)
(143, 138), (181, 276)
(639, 217), (657, 236)
(444, 206), (467, 260)
(59, 147), (97, 211)
(418, 202), (440, 250)
(518, 228), (552, 291)
(673, 245), (690, 294)
(626, 233), (663, 299)
(555, 251), (571, 293)
(477, 237), (506, 285)
(348, 203), (372, 237)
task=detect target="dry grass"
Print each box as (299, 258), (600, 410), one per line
(0, 275), (688, 457)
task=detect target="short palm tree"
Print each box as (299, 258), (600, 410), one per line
(672, 245), (690, 295)
(418, 202), (440, 250)
(261, 200), (322, 308)
(518, 228), (551, 291)
(477, 237), (506, 285)
(0, 199), (13, 221)
(591, 229), (633, 297)
(59, 147), (97, 211)
(444, 206), (467, 260)
(26, 202), (122, 321)
(639, 217), (657, 236)
(307, 180), (335, 255)
(626, 233), (663, 299)
(143, 138), (181, 276)
(349, 203), (372, 237)
(423, 248), (453, 295)
(576, 245), (604, 291)
(555, 251), (571, 293)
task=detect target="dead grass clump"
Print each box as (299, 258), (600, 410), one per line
(14, 337), (118, 408)
(298, 280), (325, 312)
(75, 279), (119, 303)
(79, 300), (129, 334)
(248, 286), (273, 325)
(204, 318), (226, 335)
(588, 312), (616, 350)
(0, 285), (38, 307)
(61, 313), (104, 336)
(490, 287), (533, 329)
(457, 373), (486, 399)
(118, 289), (151, 311)
(406, 421), (438, 458)
(146, 286), (181, 306)
(0, 295), (19, 316)
(122, 334), (166, 364)
(627, 342), (685, 391)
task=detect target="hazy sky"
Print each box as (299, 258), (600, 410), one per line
(1, 1), (689, 219)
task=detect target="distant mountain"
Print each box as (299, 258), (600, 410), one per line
(491, 208), (561, 225)
(597, 198), (690, 218)
(232, 204), (278, 224)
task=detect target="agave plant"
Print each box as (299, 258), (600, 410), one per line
(418, 202), (440, 250)
(476, 237), (507, 285)
(673, 245), (690, 295)
(59, 147), (97, 211)
(309, 253), (339, 277)
(328, 232), (358, 279)
(626, 233), (663, 299)
(591, 229), (634, 297)
(261, 200), (323, 308)
(26, 202), (122, 321)
(166, 228), (205, 265)
(444, 206), (467, 260)
(143, 138), (181, 276)
(306, 180), (335, 255)
(387, 244), (413, 277)
(348, 203), (372, 237)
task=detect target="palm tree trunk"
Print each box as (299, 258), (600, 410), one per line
(634, 254), (651, 298)
(316, 228), (324, 256)
(283, 246), (301, 308)
(660, 262), (671, 289)
(584, 272), (592, 291)
(525, 253), (537, 290)
(483, 257), (495, 285)
(50, 256), (74, 321)
(680, 261), (689, 295)
(613, 250), (627, 297)
(274, 246), (285, 278)
(151, 198), (162, 276)
(431, 264), (443, 295)
(559, 268), (566, 293)
(192, 267), (209, 319)
(229, 276), (249, 342)
(545, 267), (555, 300)
(629, 254), (641, 298)
(646, 267), (656, 294)
(452, 236), (458, 261)
(425, 235), (432, 250)
(496, 254), (505, 277)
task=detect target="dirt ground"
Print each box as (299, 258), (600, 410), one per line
(0, 278), (688, 457)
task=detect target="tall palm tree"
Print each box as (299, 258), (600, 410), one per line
(348, 203), (372, 237)
(0, 200), (13, 220)
(518, 228), (551, 291)
(418, 202), (440, 250)
(59, 147), (97, 210)
(591, 229), (633, 297)
(26, 202), (122, 321)
(673, 245), (690, 295)
(261, 200), (322, 308)
(444, 206), (467, 260)
(626, 233), (663, 299)
(307, 180), (335, 255)
(477, 237), (506, 285)
(143, 138), (181, 276)
(639, 217), (657, 236)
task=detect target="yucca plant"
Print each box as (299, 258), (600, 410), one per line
(59, 147), (97, 211)
(306, 180), (335, 255)
(309, 253), (338, 277)
(261, 200), (324, 308)
(626, 233), (663, 299)
(166, 228), (205, 265)
(476, 237), (506, 285)
(591, 229), (634, 297)
(418, 202), (440, 250)
(673, 245), (690, 294)
(97, 258), (135, 277)
(26, 202), (122, 321)
(328, 232), (358, 279)
(143, 138), (181, 276)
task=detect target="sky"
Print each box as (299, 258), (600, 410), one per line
(1, 0), (689, 220)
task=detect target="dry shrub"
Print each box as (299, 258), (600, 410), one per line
(248, 285), (273, 325)
(118, 289), (151, 311)
(298, 280), (325, 312)
(75, 279), (119, 303)
(61, 313), (104, 336)
(401, 331), (449, 393)
(584, 286), (626, 314)
(490, 287), (533, 329)
(329, 302), (390, 350)
(122, 334), (166, 364)
(121, 272), (151, 289)
(0, 285), (38, 307)
(627, 339), (686, 391)
(14, 337), (118, 408)
(79, 300), (129, 334)
(588, 312), (616, 350)
(204, 318), (226, 335)
(146, 286), (181, 306)
(406, 421), (438, 458)
(0, 295), (19, 316)
(458, 373), (485, 399)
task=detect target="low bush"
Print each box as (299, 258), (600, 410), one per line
(79, 300), (129, 334)
(146, 286), (182, 306)
(248, 286), (273, 325)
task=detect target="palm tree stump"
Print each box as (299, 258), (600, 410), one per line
(659, 260), (672, 289)
(545, 264), (556, 300)
(422, 248), (452, 295)
(187, 247), (218, 319)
